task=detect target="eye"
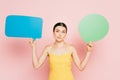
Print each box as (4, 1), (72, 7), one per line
(62, 30), (66, 33)
(55, 30), (59, 32)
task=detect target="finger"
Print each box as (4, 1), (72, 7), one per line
(87, 44), (93, 48)
(29, 39), (34, 44)
(88, 42), (93, 46)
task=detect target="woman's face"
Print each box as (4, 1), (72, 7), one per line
(53, 26), (67, 42)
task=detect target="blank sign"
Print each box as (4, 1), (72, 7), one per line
(5, 15), (43, 40)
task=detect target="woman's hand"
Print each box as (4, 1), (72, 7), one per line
(86, 42), (93, 52)
(29, 39), (35, 48)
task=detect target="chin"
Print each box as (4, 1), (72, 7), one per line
(56, 39), (64, 42)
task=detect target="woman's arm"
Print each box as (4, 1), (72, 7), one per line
(71, 42), (93, 71)
(30, 40), (49, 69)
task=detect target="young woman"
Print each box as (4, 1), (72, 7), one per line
(30, 22), (93, 80)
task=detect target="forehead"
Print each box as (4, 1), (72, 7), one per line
(55, 26), (66, 30)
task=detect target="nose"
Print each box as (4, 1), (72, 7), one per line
(58, 32), (62, 36)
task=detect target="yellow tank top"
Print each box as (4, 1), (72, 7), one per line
(48, 47), (74, 80)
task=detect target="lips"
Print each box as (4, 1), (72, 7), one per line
(57, 37), (62, 39)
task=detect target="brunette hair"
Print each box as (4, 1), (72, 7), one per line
(53, 22), (67, 32)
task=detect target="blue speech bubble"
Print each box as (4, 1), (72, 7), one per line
(5, 15), (43, 40)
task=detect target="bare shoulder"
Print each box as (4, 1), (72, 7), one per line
(66, 43), (76, 49)
(44, 44), (52, 50)
(66, 43), (76, 52)
(43, 44), (53, 54)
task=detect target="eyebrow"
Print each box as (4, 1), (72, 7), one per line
(55, 28), (66, 32)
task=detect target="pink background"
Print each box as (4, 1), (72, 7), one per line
(0, 0), (120, 80)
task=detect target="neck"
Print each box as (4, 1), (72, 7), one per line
(54, 40), (65, 48)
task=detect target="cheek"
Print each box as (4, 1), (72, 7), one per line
(62, 33), (67, 37)
(54, 32), (58, 37)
